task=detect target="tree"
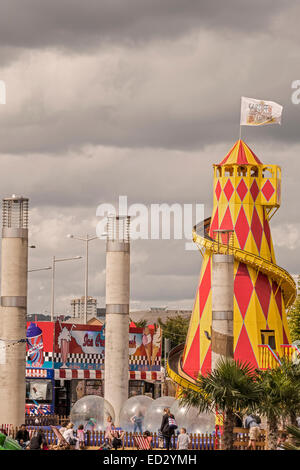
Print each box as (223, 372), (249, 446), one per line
(282, 426), (300, 450)
(256, 363), (300, 450)
(130, 318), (147, 328)
(279, 360), (300, 428)
(158, 314), (189, 348)
(288, 276), (300, 342)
(158, 314), (190, 365)
(179, 358), (262, 450)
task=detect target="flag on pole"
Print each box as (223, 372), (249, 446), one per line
(240, 96), (283, 126)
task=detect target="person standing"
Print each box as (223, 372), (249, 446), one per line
(245, 414), (261, 450)
(76, 424), (85, 450)
(104, 415), (114, 445)
(130, 410), (144, 434)
(177, 428), (191, 450)
(160, 408), (176, 450)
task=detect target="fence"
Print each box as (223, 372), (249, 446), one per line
(25, 415), (69, 427)
(233, 427), (266, 450)
(0, 424), (267, 450)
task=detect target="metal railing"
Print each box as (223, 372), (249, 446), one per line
(192, 218), (296, 308)
(258, 345), (282, 369)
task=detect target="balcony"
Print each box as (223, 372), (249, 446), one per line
(258, 344), (300, 370)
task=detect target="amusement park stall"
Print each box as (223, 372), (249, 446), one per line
(26, 320), (162, 416)
(26, 322), (55, 415)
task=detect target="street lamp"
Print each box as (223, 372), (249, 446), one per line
(50, 255), (82, 322)
(67, 234), (98, 324)
(28, 266), (52, 273)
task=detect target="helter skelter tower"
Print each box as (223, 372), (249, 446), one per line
(169, 140), (296, 385)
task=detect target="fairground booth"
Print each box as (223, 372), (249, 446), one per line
(26, 320), (162, 416)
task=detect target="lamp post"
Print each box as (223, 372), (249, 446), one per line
(50, 255), (82, 321)
(67, 234), (98, 324)
(28, 266), (52, 273)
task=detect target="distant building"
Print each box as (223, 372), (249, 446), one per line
(70, 296), (97, 318)
(27, 313), (71, 322)
(129, 307), (192, 325)
(27, 306), (191, 326)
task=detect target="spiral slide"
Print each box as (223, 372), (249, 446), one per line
(167, 216), (297, 391)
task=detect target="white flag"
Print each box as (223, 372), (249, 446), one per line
(240, 96), (283, 126)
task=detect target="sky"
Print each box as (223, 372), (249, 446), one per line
(0, 1), (299, 316)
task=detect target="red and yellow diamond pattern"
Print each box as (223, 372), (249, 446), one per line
(182, 140), (291, 378)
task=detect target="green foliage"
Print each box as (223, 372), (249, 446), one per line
(130, 318), (147, 328)
(158, 314), (189, 348)
(256, 361), (300, 421)
(288, 275), (300, 342)
(180, 357), (262, 414)
(282, 426), (300, 450)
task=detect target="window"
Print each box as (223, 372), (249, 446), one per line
(237, 166), (247, 177)
(262, 167), (273, 179)
(250, 167), (259, 177)
(224, 166), (233, 177)
(261, 330), (276, 350)
(216, 166), (222, 178)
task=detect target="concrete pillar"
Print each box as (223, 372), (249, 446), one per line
(104, 216), (130, 425)
(0, 196), (28, 426)
(211, 254), (234, 370)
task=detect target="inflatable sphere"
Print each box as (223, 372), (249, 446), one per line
(170, 400), (215, 434)
(119, 395), (153, 432)
(70, 395), (115, 431)
(143, 396), (175, 433)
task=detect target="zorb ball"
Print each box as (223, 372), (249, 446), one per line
(119, 395), (153, 432)
(70, 395), (115, 431)
(170, 400), (215, 434)
(143, 396), (175, 433)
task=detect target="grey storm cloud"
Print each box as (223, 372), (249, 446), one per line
(0, 1), (299, 315)
(0, 1), (284, 50)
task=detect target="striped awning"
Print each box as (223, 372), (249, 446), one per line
(26, 369), (48, 378)
(54, 369), (162, 381)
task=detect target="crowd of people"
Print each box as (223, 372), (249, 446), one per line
(4, 409), (296, 451)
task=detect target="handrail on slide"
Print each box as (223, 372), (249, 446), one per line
(193, 218), (296, 308)
(166, 218), (297, 391)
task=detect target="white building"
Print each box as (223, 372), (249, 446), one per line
(70, 296), (97, 319)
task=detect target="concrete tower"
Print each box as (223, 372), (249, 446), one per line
(180, 140), (296, 380)
(211, 240), (234, 370)
(104, 215), (130, 425)
(0, 195), (29, 426)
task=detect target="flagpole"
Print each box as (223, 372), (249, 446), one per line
(239, 97), (243, 141)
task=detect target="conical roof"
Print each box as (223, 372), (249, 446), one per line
(218, 140), (263, 166)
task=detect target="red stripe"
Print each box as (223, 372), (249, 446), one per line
(135, 436), (151, 450)
(237, 141), (248, 164)
(72, 369), (78, 379)
(219, 141), (238, 165)
(60, 369), (66, 379)
(84, 370), (89, 379)
(141, 371), (146, 380)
